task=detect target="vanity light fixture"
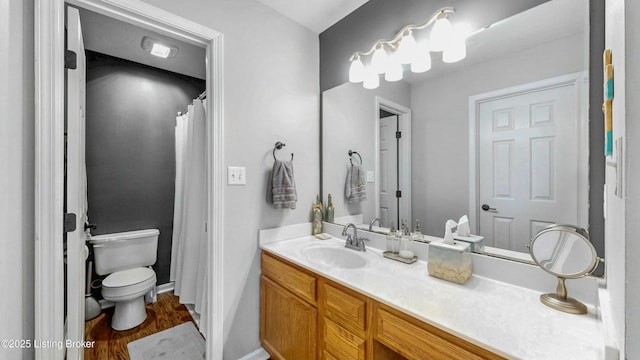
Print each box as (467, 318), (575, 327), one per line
(348, 7), (466, 89)
(141, 36), (178, 59)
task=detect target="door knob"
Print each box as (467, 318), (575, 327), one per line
(481, 204), (497, 212)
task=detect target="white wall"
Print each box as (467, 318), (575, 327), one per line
(0, 0), (34, 359)
(322, 81), (411, 224)
(411, 33), (586, 238)
(140, 1), (319, 358)
(604, 0), (627, 357)
(624, 2), (640, 357)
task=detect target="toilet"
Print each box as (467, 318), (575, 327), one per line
(89, 229), (159, 331)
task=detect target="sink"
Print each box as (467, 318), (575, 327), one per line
(301, 244), (376, 269)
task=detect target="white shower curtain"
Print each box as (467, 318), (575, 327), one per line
(170, 99), (208, 335)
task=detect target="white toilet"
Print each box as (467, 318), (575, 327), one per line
(89, 229), (159, 331)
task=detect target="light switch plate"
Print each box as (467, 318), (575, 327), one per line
(228, 166), (246, 185)
(366, 170), (375, 183)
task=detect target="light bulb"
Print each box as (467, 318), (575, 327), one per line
(371, 44), (388, 74)
(385, 53), (403, 82)
(442, 32), (466, 63)
(363, 66), (380, 89)
(396, 30), (417, 64)
(349, 56), (364, 83)
(411, 42), (431, 73)
(430, 13), (452, 52)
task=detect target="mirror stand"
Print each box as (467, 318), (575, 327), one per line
(540, 277), (587, 314)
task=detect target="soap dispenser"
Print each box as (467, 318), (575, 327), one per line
(386, 221), (397, 253)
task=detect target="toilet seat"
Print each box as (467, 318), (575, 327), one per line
(102, 267), (156, 300)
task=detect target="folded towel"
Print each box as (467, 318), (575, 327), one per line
(270, 160), (297, 209)
(345, 165), (367, 202)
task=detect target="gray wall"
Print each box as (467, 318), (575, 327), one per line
(320, 0), (605, 259)
(86, 51), (205, 286)
(140, 1), (320, 359)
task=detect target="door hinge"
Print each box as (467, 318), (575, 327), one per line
(396, 190), (402, 198)
(65, 50), (77, 69)
(64, 213), (77, 233)
(396, 131), (402, 139)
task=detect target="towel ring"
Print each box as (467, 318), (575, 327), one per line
(348, 150), (362, 166)
(273, 141), (294, 161)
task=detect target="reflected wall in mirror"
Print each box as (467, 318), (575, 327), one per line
(321, 0), (603, 263)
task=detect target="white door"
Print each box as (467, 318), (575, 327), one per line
(66, 7), (87, 359)
(478, 83), (578, 252)
(379, 114), (398, 227)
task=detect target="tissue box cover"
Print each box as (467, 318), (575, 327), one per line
(427, 241), (472, 284)
(453, 234), (485, 253)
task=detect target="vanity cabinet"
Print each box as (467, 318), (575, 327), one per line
(260, 251), (504, 360)
(318, 280), (368, 360)
(260, 253), (317, 360)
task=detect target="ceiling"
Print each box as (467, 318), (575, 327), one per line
(255, 0), (370, 33)
(76, 7), (206, 80)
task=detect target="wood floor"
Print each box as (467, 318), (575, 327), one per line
(84, 292), (196, 360)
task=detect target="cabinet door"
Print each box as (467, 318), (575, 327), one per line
(261, 276), (317, 360)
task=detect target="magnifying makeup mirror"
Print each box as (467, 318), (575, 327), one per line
(528, 224), (601, 314)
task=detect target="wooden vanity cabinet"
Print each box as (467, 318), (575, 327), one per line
(260, 251), (504, 360)
(318, 279), (368, 360)
(260, 252), (317, 360)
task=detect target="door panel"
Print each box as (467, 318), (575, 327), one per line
(66, 7), (87, 359)
(379, 116), (398, 227)
(478, 83), (578, 252)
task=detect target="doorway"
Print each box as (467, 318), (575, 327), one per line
(34, 1), (224, 359)
(375, 97), (411, 229)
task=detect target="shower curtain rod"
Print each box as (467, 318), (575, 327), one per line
(177, 90), (207, 116)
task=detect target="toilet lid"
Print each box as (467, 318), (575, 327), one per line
(102, 267), (155, 288)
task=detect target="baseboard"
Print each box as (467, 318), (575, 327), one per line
(238, 347), (270, 360)
(156, 281), (175, 294)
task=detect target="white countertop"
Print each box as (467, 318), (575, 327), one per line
(260, 235), (605, 360)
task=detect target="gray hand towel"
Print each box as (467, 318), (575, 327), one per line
(271, 160), (297, 209)
(345, 165), (367, 202)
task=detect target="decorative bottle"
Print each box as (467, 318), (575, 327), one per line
(315, 194), (324, 218)
(325, 194), (335, 223)
(312, 203), (323, 235)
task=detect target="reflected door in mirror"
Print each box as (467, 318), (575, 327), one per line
(478, 82), (579, 252)
(379, 114), (398, 227)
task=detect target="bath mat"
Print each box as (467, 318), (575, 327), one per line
(127, 322), (205, 360)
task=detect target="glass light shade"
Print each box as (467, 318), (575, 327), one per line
(396, 31), (418, 64)
(430, 15), (452, 52)
(371, 45), (388, 74)
(411, 53), (431, 73)
(349, 57), (365, 83)
(363, 67), (380, 89)
(385, 53), (403, 82)
(442, 34), (466, 63)
(411, 42), (432, 73)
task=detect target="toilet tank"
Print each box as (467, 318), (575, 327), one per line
(89, 229), (159, 275)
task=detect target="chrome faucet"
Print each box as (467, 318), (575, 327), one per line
(342, 223), (366, 251)
(369, 217), (381, 232)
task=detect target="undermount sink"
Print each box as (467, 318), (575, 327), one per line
(301, 243), (376, 269)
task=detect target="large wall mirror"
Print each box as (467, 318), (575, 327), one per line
(322, 0), (603, 264)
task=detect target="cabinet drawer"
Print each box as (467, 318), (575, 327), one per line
(374, 304), (504, 360)
(323, 317), (365, 360)
(262, 252), (316, 305)
(320, 280), (366, 333)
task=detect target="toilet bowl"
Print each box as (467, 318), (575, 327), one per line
(89, 229), (159, 331)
